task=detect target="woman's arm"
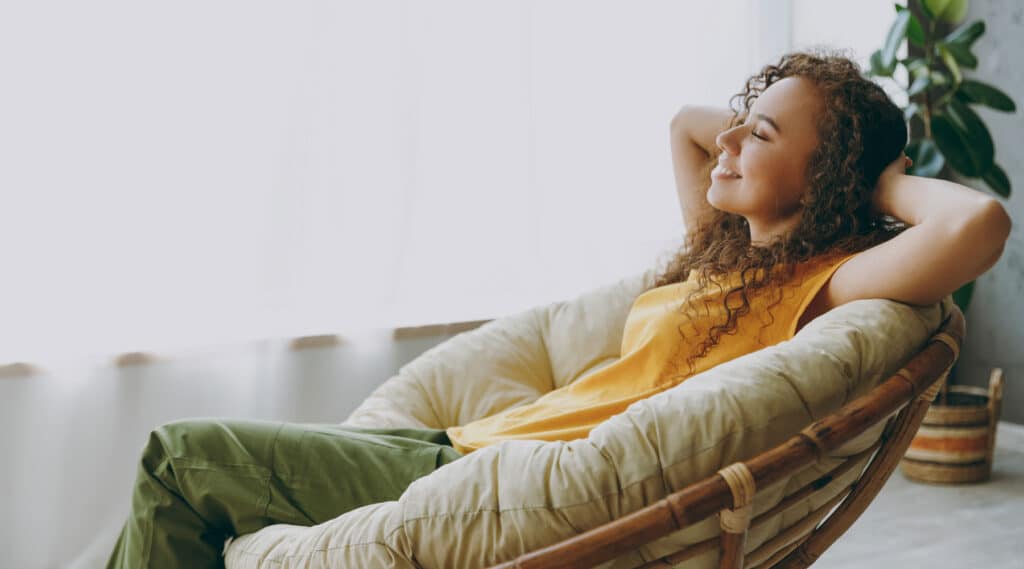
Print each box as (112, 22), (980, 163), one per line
(821, 157), (1012, 308)
(669, 105), (735, 239)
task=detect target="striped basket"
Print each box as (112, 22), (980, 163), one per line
(899, 367), (1004, 484)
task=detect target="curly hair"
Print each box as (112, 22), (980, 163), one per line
(651, 46), (910, 379)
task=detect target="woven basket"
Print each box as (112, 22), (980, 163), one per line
(899, 367), (1004, 484)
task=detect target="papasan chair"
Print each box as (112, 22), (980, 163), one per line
(223, 264), (962, 568)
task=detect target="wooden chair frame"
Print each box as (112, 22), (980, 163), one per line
(488, 304), (964, 569)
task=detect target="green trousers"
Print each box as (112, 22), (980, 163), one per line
(105, 418), (464, 568)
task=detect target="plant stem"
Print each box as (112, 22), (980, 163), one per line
(923, 17), (936, 139)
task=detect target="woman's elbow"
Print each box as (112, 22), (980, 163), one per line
(977, 199), (1013, 243)
(958, 199), (1015, 278)
(962, 196), (1011, 247)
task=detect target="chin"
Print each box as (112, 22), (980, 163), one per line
(706, 194), (738, 216)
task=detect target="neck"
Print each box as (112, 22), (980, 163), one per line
(745, 212), (803, 246)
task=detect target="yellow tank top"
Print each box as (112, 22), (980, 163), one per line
(445, 251), (859, 455)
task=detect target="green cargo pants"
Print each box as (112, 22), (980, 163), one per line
(105, 418), (464, 568)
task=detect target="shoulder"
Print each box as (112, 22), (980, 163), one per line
(791, 252), (860, 335)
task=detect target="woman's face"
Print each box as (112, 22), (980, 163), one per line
(707, 76), (823, 244)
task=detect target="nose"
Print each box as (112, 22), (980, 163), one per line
(715, 123), (744, 156)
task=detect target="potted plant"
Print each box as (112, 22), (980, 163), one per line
(866, 0), (1014, 484)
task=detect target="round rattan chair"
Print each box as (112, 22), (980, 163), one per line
(488, 303), (965, 569)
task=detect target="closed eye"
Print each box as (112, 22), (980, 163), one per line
(750, 130), (766, 141)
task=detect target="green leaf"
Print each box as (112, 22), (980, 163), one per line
(931, 114), (980, 177)
(930, 70), (951, 86)
(920, 0), (936, 20)
(946, 97), (995, 173)
(937, 44), (962, 85)
(982, 163), (1011, 198)
(907, 75), (931, 96)
(906, 57), (929, 78)
(952, 279), (974, 314)
(942, 41), (978, 69)
(957, 79), (1017, 112)
(881, 10), (912, 70)
(903, 102), (920, 121)
(895, 4), (927, 46)
(945, 20), (985, 47)
(924, 0), (968, 23)
(870, 49), (893, 77)
(907, 138), (945, 178)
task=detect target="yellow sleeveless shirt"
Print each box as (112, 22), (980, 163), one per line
(446, 251), (859, 455)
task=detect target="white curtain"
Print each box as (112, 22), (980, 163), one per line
(0, 1), (904, 567)
(1, 0), (777, 366)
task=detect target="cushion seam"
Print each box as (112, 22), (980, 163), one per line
(401, 421), (789, 523)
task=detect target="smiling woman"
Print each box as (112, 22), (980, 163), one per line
(660, 46), (1010, 377)
(709, 76), (826, 245)
(445, 47), (997, 458)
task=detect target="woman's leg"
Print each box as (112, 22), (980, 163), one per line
(104, 418), (463, 569)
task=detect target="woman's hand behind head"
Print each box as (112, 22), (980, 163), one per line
(871, 152), (912, 216)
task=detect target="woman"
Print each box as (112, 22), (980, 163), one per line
(106, 48), (1011, 568)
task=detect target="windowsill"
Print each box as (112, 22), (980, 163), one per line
(389, 317), (493, 340)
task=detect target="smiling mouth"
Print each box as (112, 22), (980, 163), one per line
(712, 164), (742, 179)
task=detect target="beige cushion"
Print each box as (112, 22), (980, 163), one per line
(224, 266), (952, 568)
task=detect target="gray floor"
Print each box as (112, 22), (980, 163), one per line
(815, 421), (1024, 568)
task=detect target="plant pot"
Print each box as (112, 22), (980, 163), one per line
(899, 367), (1004, 484)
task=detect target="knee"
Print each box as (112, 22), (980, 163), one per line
(142, 418), (223, 467)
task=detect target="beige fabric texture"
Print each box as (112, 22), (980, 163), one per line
(223, 266), (952, 568)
